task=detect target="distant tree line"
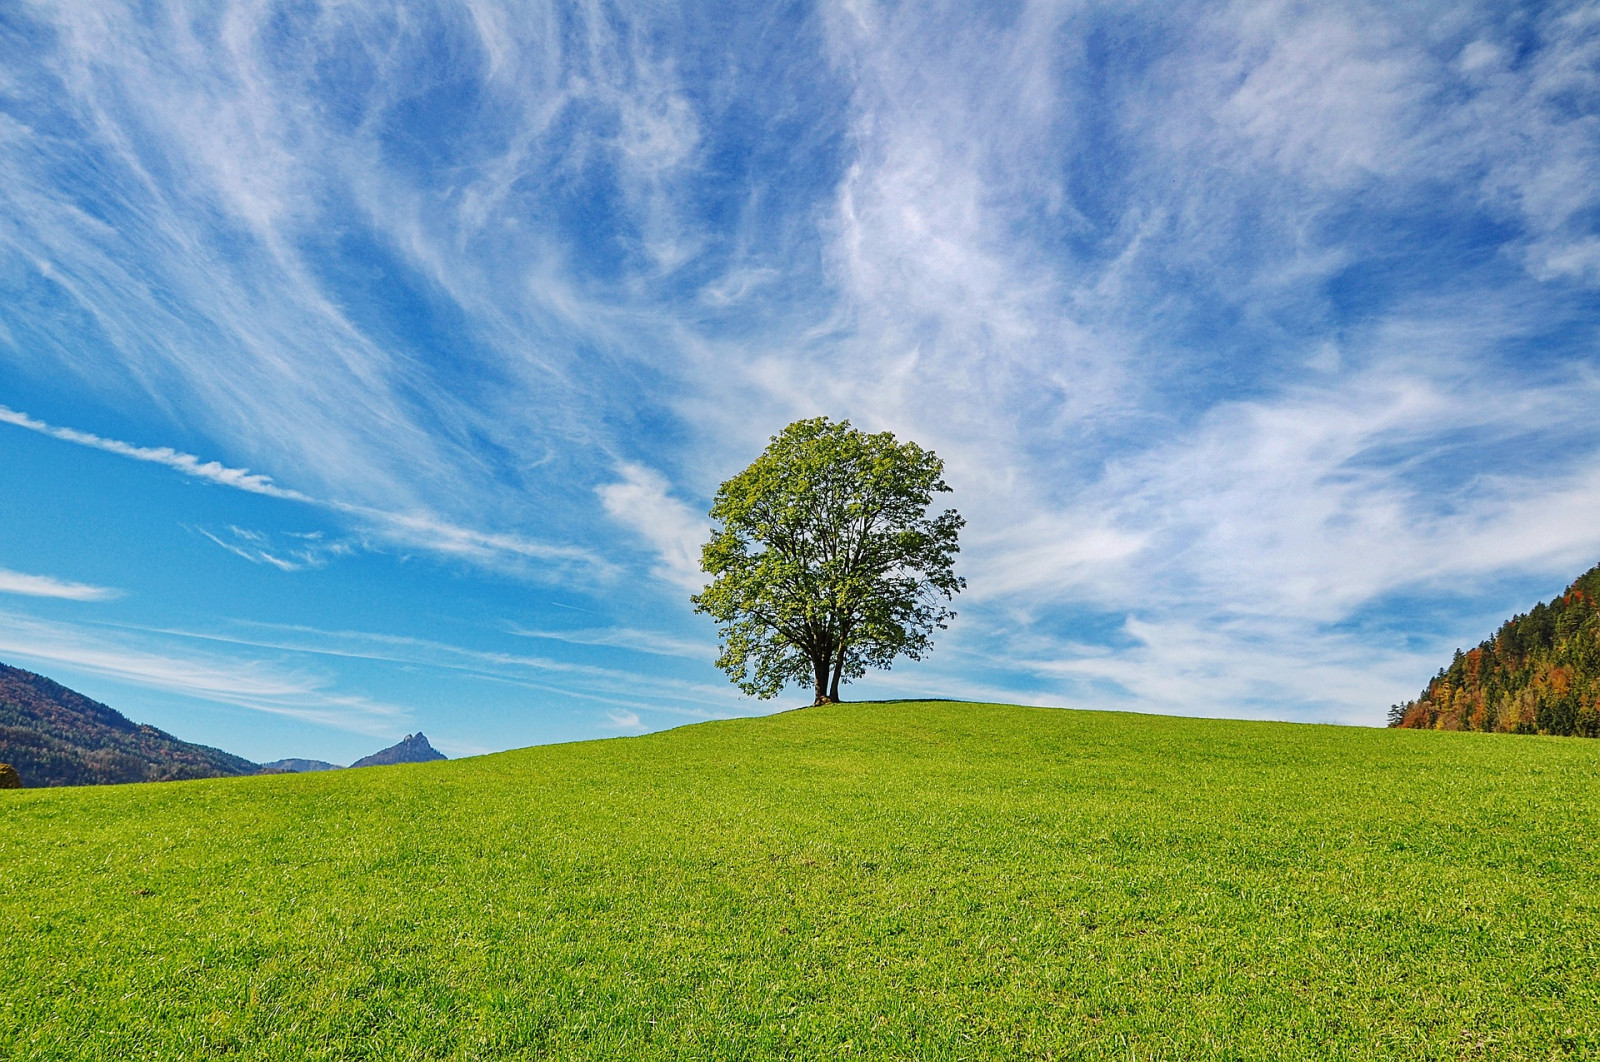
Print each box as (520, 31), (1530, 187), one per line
(1390, 563), (1600, 737)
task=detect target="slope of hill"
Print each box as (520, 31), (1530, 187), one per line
(349, 731), (445, 767)
(4, 701), (1597, 1059)
(0, 662), (257, 786)
(1392, 561), (1600, 735)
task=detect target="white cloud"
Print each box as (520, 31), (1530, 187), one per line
(508, 624), (713, 660)
(133, 619), (747, 718)
(1208, 12), (1434, 186)
(1154, 0), (1600, 288)
(597, 463), (711, 592)
(968, 519), (1148, 603)
(0, 567), (121, 602)
(1089, 362), (1600, 621)
(0, 405), (610, 579)
(1008, 614), (1435, 726)
(0, 404), (309, 500)
(342, 505), (610, 574)
(194, 526), (351, 572)
(604, 709), (644, 730)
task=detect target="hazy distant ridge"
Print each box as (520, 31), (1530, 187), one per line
(260, 758), (342, 773)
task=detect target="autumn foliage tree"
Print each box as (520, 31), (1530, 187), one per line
(1391, 562), (1600, 737)
(692, 418), (964, 705)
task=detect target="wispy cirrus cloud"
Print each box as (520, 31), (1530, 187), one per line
(115, 618), (747, 719)
(0, 567), (121, 602)
(0, 404), (308, 500)
(508, 623), (713, 661)
(603, 709), (645, 731)
(193, 526), (350, 573)
(1, 404), (609, 578)
(0, 609), (404, 734)
(597, 463), (710, 592)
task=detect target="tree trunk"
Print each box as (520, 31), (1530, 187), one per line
(812, 652), (833, 705)
(827, 634), (847, 702)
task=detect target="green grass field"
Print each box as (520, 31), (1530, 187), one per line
(4, 701), (1599, 1060)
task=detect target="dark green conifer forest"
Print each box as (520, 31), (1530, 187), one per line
(1391, 562), (1600, 736)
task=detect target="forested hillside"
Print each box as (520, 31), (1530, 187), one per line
(1391, 563), (1600, 736)
(0, 662), (257, 786)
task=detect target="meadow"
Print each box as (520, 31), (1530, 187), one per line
(3, 701), (1598, 1060)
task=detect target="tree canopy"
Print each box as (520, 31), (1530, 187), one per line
(692, 418), (964, 704)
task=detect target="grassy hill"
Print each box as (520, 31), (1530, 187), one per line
(3, 701), (1598, 1060)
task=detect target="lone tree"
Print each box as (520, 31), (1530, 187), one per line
(692, 417), (964, 705)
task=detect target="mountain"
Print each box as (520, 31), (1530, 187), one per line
(0, 662), (258, 787)
(1391, 562), (1600, 736)
(265, 736), (449, 772)
(266, 734), (447, 772)
(349, 732), (446, 768)
(0, 661), (455, 786)
(260, 758), (343, 773)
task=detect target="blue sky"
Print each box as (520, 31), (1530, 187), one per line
(1, 0), (1597, 763)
